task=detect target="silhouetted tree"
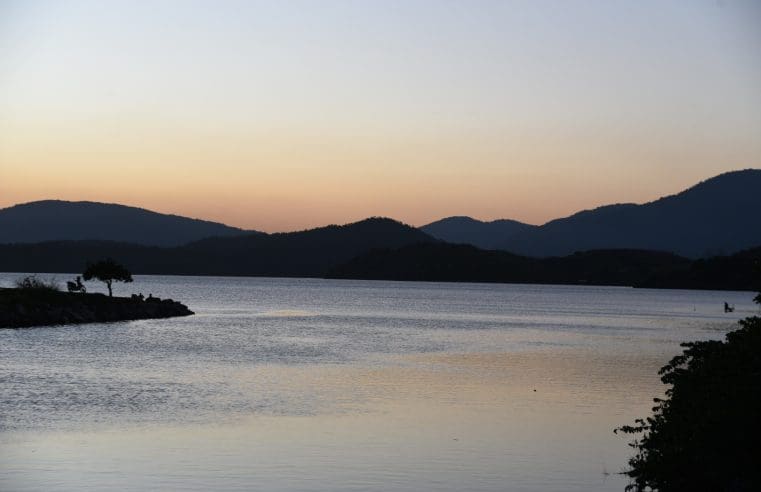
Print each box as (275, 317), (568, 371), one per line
(82, 258), (133, 297)
(617, 293), (761, 491)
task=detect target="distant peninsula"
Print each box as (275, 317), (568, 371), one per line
(0, 288), (194, 329)
(327, 243), (761, 291)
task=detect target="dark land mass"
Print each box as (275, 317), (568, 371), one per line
(421, 170), (761, 258)
(0, 213), (758, 291)
(0, 288), (194, 328)
(499, 169), (761, 258)
(0, 217), (435, 277)
(420, 216), (536, 250)
(0, 200), (254, 247)
(328, 242), (761, 291)
(180, 217), (434, 276)
(617, 302), (761, 491)
(3, 169), (758, 257)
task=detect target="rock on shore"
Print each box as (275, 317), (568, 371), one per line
(0, 288), (194, 328)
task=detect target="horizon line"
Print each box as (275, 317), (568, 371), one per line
(1, 167), (757, 233)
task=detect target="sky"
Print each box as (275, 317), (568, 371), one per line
(1, 0), (760, 232)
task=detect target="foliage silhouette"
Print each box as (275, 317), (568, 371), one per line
(616, 294), (761, 491)
(14, 275), (60, 292)
(82, 258), (133, 297)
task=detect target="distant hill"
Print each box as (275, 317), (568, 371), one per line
(0, 217), (436, 277)
(328, 242), (761, 291)
(420, 216), (536, 250)
(4, 169), (759, 256)
(499, 169), (761, 258)
(0, 200), (251, 247)
(421, 170), (761, 258)
(2, 215), (757, 290)
(179, 217), (436, 276)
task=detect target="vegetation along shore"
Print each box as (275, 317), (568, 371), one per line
(0, 262), (193, 328)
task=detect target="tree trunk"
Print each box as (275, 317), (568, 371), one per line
(107, 280), (112, 297)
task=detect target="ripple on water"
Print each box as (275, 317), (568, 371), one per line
(0, 275), (751, 492)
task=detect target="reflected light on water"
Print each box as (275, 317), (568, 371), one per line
(0, 275), (752, 491)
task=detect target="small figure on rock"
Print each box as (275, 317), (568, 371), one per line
(66, 276), (86, 293)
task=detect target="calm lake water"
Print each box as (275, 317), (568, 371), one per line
(0, 274), (756, 491)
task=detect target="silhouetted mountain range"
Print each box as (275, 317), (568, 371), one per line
(421, 216), (535, 250)
(0, 200), (252, 247)
(0, 170), (759, 289)
(0, 218), (435, 277)
(2, 170), (758, 258)
(426, 170), (761, 258)
(0, 214), (757, 290)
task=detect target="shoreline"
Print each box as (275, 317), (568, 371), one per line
(0, 271), (756, 293)
(0, 287), (194, 329)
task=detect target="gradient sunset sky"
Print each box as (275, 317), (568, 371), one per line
(1, 0), (759, 232)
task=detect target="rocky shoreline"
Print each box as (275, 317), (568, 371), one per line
(0, 287), (194, 328)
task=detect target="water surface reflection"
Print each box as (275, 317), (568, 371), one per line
(0, 275), (752, 491)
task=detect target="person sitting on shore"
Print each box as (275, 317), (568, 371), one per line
(66, 276), (86, 293)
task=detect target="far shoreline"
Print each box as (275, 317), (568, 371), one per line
(0, 271), (756, 294)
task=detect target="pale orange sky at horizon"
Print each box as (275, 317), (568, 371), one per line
(1, 1), (760, 232)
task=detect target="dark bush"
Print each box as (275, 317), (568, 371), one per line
(14, 275), (60, 292)
(617, 299), (761, 491)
